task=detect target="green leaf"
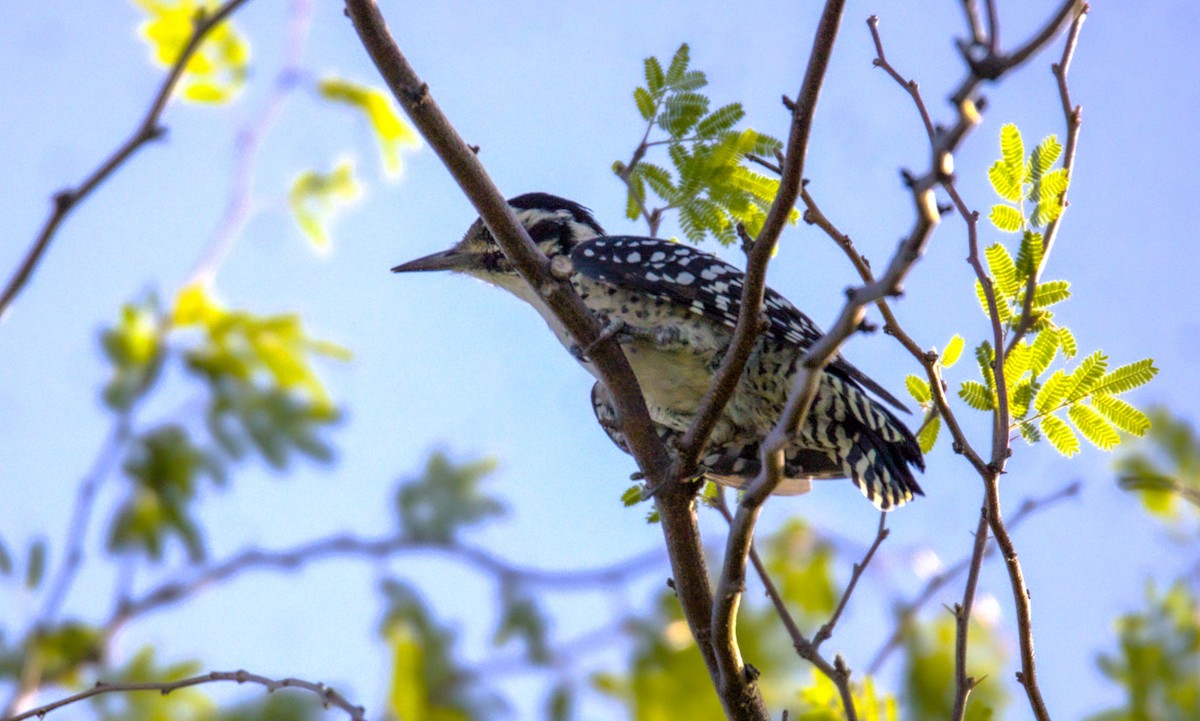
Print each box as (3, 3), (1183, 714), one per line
(1031, 279), (1071, 308)
(985, 243), (1020, 298)
(988, 161), (1022, 202)
(634, 86), (655, 121)
(1020, 421), (1041, 444)
(1093, 395), (1152, 436)
(1065, 350), (1110, 401)
(941, 334), (965, 368)
(1000, 123), (1025, 181)
(1092, 358), (1159, 396)
(289, 160), (362, 251)
(396, 452), (504, 542)
(917, 414), (941, 454)
(1069, 403), (1121, 451)
(135, 0), (248, 105)
(1004, 341), (1031, 387)
(1011, 378), (1038, 419)
(318, 77), (420, 178)
(975, 279), (1012, 323)
(906, 375), (932, 404)
(959, 381), (995, 411)
(660, 91), (708, 137)
(1042, 413), (1080, 456)
(975, 341), (997, 394)
(0, 536), (11, 576)
(1029, 135), (1062, 179)
(1015, 230), (1044, 280)
(1034, 369), (1070, 414)
(1058, 326), (1078, 359)
(696, 103), (745, 138)
(665, 43), (690, 85)
(1029, 328), (1059, 376)
(643, 55), (665, 94)
(673, 69), (707, 92)
(639, 162), (676, 201)
(989, 204), (1023, 233)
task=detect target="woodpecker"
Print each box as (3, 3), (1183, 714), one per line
(393, 193), (924, 509)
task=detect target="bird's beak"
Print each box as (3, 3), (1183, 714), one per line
(391, 248), (471, 273)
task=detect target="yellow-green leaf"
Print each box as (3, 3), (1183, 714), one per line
(906, 374), (931, 404)
(941, 334), (965, 368)
(319, 77), (421, 178)
(1042, 413), (1080, 456)
(989, 204), (1023, 233)
(1069, 403), (1121, 451)
(289, 159), (362, 251)
(917, 413), (940, 454)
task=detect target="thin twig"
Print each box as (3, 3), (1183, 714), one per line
(1007, 4), (1088, 353)
(0, 0), (254, 319)
(950, 505), (989, 721)
(866, 481), (1079, 674)
(812, 513), (889, 650)
(105, 533), (663, 637)
(2, 670), (366, 721)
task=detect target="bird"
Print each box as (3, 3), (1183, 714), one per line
(392, 192), (924, 510)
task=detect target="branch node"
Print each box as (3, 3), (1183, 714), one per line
(781, 94), (796, 111)
(549, 254), (574, 280)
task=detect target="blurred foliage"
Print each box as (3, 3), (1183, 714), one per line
(134, 0), (249, 103)
(616, 43), (797, 243)
(100, 285), (346, 562)
(381, 579), (503, 721)
(1115, 408), (1200, 525)
(91, 648), (212, 721)
(1087, 582), (1200, 721)
(318, 78), (421, 179)
(395, 452), (504, 543)
(901, 615), (1008, 721)
(289, 159), (362, 252)
(916, 124), (1158, 456)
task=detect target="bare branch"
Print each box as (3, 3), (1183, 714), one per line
(0, 0), (254, 320)
(812, 513), (889, 651)
(3, 670), (366, 721)
(105, 533), (663, 637)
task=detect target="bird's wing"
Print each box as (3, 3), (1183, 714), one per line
(570, 235), (910, 413)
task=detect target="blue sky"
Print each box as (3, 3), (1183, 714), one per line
(2, 1), (1198, 719)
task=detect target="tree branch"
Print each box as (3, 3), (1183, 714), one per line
(2, 670), (365, 721)
(950, 505), (990, 721)
(340, 2), (743, 715)
(105, 533), (663, 638)
(866, 481), (1079, 674)
(704, 2), (849, 717)
(0, 0), (254, 320)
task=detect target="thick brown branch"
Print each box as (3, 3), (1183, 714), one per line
(340, 1), (738, 714)
(675, 0), (846, 487)
(3, 670), (365, 721)
(0, 0), (254, 319)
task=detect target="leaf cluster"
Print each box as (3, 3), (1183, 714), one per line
(101, 285), (347, 561)
(921, 124), (1159, 456)
(135, 0), (249, 103)
(1087, 582), (1200, 721)
(1114, 408), (1200, 523)
(619, 44), (795, 243)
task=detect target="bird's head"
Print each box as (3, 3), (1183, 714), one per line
(391, 193), (604, 289)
